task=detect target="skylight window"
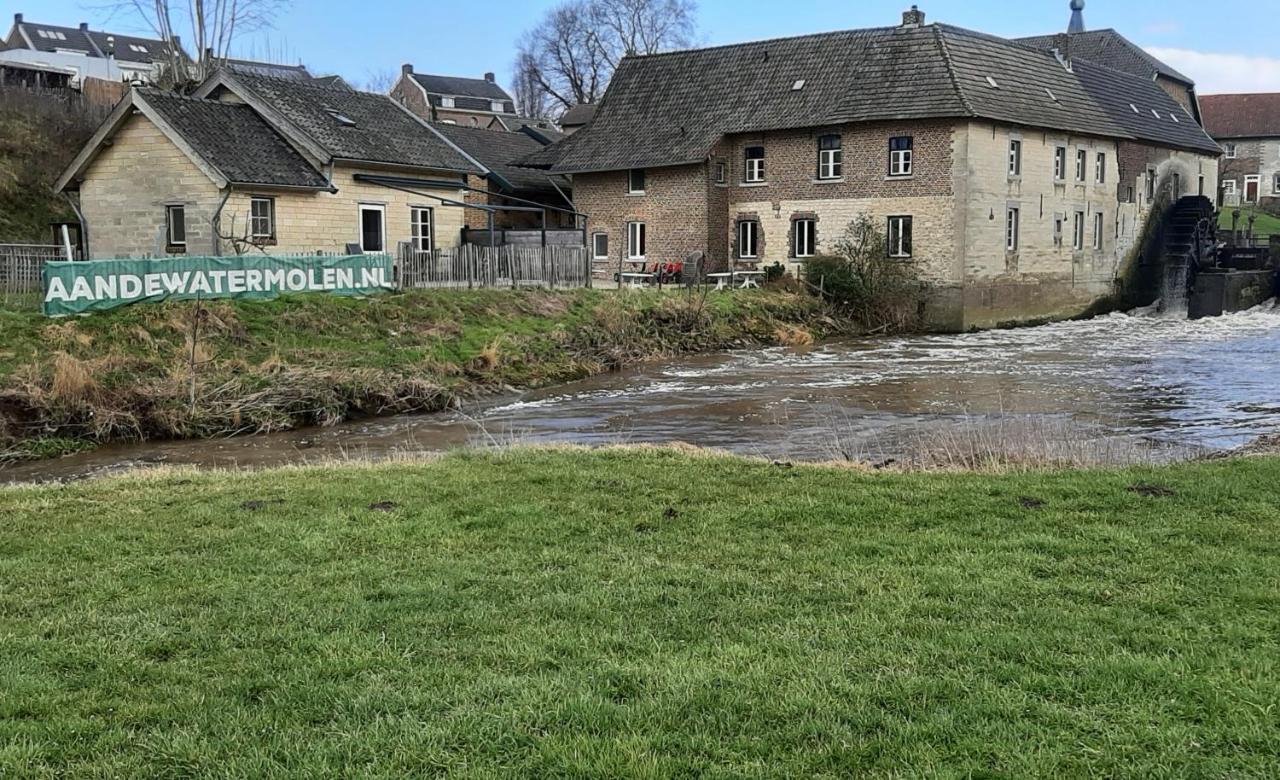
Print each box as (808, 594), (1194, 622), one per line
(986, 76), (999, 89)
(324, 107), (356, 127)
(129, 44), (148, 53)
(1170, 113), (1180, 123)
(1130, 103), (1139, 114)
(792, 79), (805, 91)
(1045, 87), (1058, 103)
(1151, 109), (1161, 119)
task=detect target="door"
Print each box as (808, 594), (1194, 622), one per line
(1245, 176), (1261, 204)
(359, 204), (386, 253)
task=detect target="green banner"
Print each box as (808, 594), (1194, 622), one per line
(42, 254), (394, 316)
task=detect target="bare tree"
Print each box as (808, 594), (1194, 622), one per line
(361, 68), (397, 95)
(513, 0), (697, 116)
(99, 0), (291, 87)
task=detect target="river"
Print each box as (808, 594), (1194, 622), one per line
(4, 301), (1278, 483)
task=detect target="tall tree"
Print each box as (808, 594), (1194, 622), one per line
(513, 0), (697, 117)
(102, 0), (290, 87)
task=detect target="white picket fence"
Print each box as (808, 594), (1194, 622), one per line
(397, 243), (592, 289)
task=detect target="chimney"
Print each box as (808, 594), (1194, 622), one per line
(402, 63), (413, 76)
(901, 5), (925, 27)
(1052, 32), (1073, 70)
(79, 22), (89, 31)
(14, 13), (23, 25)
(484, 72), (495, 83)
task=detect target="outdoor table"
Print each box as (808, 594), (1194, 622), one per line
(733, 270), (765, 289)
(620, 272), (656, 289)
(707, 272), (734, 290)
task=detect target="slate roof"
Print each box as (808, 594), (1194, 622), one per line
(138, 89), (331, 189)
(225, 59), (314, 81)
(411, 73), (512, 101)
(432, 123), (569, 192)
(222, 71), (480, 173)
(1200, 93), (1280, 139)
(1014, 29), (1193, 86)
(523, 22), (1219, 173)
(85, 29), (173, 63)
(8, 19), (176, 63)
(559, 103), (597, 127)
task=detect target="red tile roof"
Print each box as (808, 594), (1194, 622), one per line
(1200, 93), (1280, 139)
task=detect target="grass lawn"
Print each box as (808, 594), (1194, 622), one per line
(1, 448), (1278, 776)
(1218, 207), (1280, 237)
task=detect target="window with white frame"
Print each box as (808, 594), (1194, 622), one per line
(1075, 149), (1087, 182)
(793, 218), (816, 258)
(1223, 179), (1237, 195)
(1095, 152), (1106, 184)
(627, 168), (646, 194)
(715, 161), (727, 184)
(1147, 169), (1157, 202)
(250, 196), (275, 241)
(887, 216), (913, 258)
(1073, 211), (1085, 251)
(1008, 139), (1022, 177)
(440, 96), (455, 108)
(817, 135), (842, 180)
(627, 221), (646, 259)
(1054, 147), (1067, 181)
(1005, 207), (1019, 251)
(889, 136), (913, 177)
(592, 232), (609, 260)
(1093, 212), (1104, 250)
(411, 206), (433, 252)
(166, 204), (186, 247)
(1224, 143), (1237, 159)
(738, 220), (759, 258)
(744, 146), (765, 182)
(1053, 214), (1064, 246)
(1274, 174), (1280, 194)
(359, 203), (386, 253)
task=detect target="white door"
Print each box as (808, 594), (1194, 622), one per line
(359, 204), (387, 253)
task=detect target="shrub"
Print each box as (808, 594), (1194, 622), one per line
(801, 215), (928, 331)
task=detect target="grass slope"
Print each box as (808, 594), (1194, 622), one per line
(1, 449), (1278, 777)
(0, 288), (839, 460)
(1218, 207), (1280, 237)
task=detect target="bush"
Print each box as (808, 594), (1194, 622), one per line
(801, 215), (928, 331)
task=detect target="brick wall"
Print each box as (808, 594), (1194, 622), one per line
(574, 164), (710, 268)
(391, 76), (430, 122)
(1156, 77), (1196, 116)
(1215, 137), (1280, 210)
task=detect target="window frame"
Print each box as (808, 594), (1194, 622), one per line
(1095, 152), (1106, 184)
(744, 146), (766, 183)
(1005, 207), (1020, 251)
(249, 196), (276, 242)
(793, 218), (816, 258)
(738, 219), (759, 259)
(1053, 214), (1064, 247)
(1007, 139), (1022, 177)
(1224, 143), (1237, 159)
(592, 231), (609, 260)
(1223, 179), (1237, 195)
(887, 215), (913, 259)
(410, 206), (434, 252)
(358, 203), (387, 254)
(817, 134), (843, 180)
(627, 221), (646, 260)
(1053, 147), (1067, 181)
(714, 161), (727, 184)
(1073, 211), (1086, 251)
(165, 204), (187, 248)
(1093, 211), (1104, 250)
(627, 168), (646, 194)
(889, 136), (913, 177)
(1075, 149), (1087, 182)
(1273, 174), (1280, 195)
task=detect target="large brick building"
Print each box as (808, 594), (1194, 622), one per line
(1200, 93), (1280, 212)
(390, 65), (520, 128)
(522, 5), (1221, 330)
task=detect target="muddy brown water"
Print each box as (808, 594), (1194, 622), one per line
(5, 301), (1279, 484)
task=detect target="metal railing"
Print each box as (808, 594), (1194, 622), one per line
(397, 243), (592, 290)
(0, 244), (76, 309)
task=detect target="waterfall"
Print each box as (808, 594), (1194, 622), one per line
(1159, 261), (1189, 316)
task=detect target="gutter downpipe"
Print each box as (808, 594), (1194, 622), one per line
(61, 190), (88, 260)
(212, 186), (233, 257)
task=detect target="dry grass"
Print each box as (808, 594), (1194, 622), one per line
(773, 324), (815, 347)
(49, 352), (98, 407)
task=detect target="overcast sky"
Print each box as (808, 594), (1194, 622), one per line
(8, 0), (1279, 94)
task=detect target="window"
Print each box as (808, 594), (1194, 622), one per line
(411, 207), (433, 252)
(887, 216), (913, 258)
(1223, 179), (1238, 195)
(1054, 147), (1067, 181)
(627, 221), (646, 259)
(324, 107), (356, 127)
(1053, 214), (1064, 247)
(166, 205), (186, 247)
(1005, 207), (1019, 251)
(627, 168), (646, 194)
(440, 96), (455, 108)
(1146, 169), (1157, 202)
(1075, 149), (1087, 182)
(1273, 174), (1280, 194)
(715, 162), (726, 184)
(889, 136), (913, 177)
(592, 232), (608, 260)
(793, 218), (816, 258)
(1093, 212), (1104, 250)
(1224, 143), (1237, 159)
(817, 135), (843, 180)
(744, 146), (765, 182)
(1073, 211), (1085, 251)
(358, 204), (386, 253)
(490, 101), (505, 113)
(738, 220), (759, 258)
(1095, 152), (1106, 184)
(250, 196), (275, 241)
(1008, 139), (1022, 177)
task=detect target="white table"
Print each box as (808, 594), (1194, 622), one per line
(707, 272), (734, 290)
(734, 270), (764, 289)
(620, 272), (655, 289)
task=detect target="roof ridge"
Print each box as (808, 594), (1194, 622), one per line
(617, 23), (905, 63)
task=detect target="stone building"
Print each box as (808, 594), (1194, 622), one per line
(1200, 93), (1280, 211)
(390, 65), (519, 128)
(521, 6), (1220, 330)
(55, 71), (484, 259)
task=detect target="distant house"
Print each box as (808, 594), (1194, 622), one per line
(390, 64), (519, 127)
(222, 57), (351, 90)
(431, 123), (576, 230)
(1200, 94), (1280, 210)
(558, 103), (596, 135)
(0, 12), (180, 87)
(55, 71), (483, 259)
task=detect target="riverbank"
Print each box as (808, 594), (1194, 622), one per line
(0, 288), (852, 462)
(1, 447), (1277, 775)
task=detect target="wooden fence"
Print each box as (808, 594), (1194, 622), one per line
(397, 244), (592, 289)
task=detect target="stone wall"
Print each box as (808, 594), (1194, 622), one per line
(1217, 137), (1280, 211)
